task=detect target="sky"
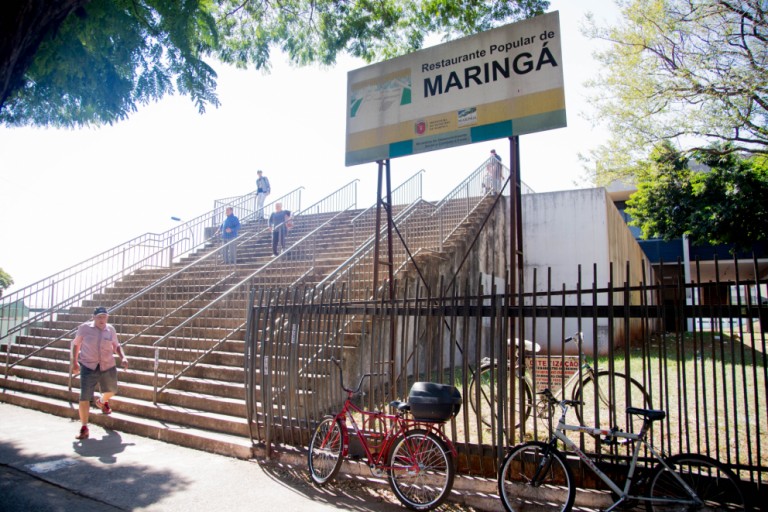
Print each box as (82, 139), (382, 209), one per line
(0, 0), (619, 293)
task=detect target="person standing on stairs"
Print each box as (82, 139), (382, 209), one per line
(484, 148), (503, 194)
(71, 307), (129, 440)
(216, 206), (241, 264)
(269, 202), (292, 256)
(255, 170), (271, 222)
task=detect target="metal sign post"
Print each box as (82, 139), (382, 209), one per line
(507, 135), (524, 445)
(372, 160), (397, 392)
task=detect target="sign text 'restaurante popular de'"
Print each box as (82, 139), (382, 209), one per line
(345, 11), (565, 166)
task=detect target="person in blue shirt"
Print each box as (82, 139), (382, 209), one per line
(217, 206), (241, 264)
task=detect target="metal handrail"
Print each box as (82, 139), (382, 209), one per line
(151, 206), (359, 400)
(2, 188), (303, 382)
(289, 159), (518, 392)
(150, 180), (360, 401)
(349, 169), (424, 246)
(0, 185), (303, 351)
(349, 171), (422, 223)
(317, 199), (428, 292)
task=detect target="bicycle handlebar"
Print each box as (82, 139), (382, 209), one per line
(330, 357), (387, 396)
(563, 332), (583, 344)
(539, 388), (582, 409)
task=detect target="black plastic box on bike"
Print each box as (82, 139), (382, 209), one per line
(407, 382), (462, 422)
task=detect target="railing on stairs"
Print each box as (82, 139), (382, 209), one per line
(293, 158), (534, 392)
(323, 156), (534, 300)
(431, 156), (533, 250)
(2, 187), (304, 378)
(350, 169), (424, 247)
(149, 180), (360, 402)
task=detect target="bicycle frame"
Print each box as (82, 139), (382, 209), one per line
(319, 358), (458, 474)
(332, 397), (457, 471)
(547, 402), (703, 510)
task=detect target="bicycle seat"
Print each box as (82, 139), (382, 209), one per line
(626, 407), (666, 422)
(389, 400), (411, 413)
(509, 338), (541, 354)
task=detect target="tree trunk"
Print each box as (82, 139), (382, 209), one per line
(0, 0), (90, 114)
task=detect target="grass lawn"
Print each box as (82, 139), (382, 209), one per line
(438, 328), (767, 483)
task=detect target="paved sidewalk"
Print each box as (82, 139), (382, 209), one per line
(0, 402), (483, 512)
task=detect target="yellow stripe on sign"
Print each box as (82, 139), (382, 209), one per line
(346, 88), (565, 152)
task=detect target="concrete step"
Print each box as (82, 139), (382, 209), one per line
(5, 362), (252, 402)
(0, 375), (250, 435)
(3, 350), (247, 384)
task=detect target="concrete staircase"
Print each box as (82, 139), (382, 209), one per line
(1, 196), (500, 459)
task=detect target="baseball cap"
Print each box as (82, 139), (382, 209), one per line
(93, 306), (109, 316)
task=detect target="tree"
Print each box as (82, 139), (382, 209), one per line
(582, 0), (768, 184)
(625, 141), (768, 248)
(0, 268), (13, 297)
(0, 0), (549, 127)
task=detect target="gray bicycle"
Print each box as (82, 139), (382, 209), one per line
(498, 388), (749, 511)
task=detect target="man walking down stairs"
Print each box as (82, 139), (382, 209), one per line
(71, 307), (129, 440)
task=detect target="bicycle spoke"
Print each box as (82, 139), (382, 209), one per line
(308, 417), (343, 485)
(388, 430), (455, 511)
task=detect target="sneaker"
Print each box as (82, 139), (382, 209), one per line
(95, 397), (112, 415)
(76, 425), (89, 440)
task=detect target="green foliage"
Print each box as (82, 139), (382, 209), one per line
(1, 0), (220, 127)
(625, 142), (768, 248)
(0, 0), (549, 127)
(0, 268), (13, 295)
(583, 0), (768, 184)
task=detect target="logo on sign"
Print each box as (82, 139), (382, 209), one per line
(415, 120), (426, 135)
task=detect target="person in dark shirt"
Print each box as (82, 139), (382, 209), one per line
(269, 202), (292, 256)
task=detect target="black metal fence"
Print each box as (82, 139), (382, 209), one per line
(244, 259), (767, 488)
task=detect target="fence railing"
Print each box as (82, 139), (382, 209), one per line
(431, 155), (533, 250)
(246, 258), (767, 488)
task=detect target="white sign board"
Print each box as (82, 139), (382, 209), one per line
(345, 11), (566, 166)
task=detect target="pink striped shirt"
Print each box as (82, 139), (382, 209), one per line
(74, 321), (120, 370)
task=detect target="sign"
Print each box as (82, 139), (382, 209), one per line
(525, 355), (579, 391)
(345, 11), (565, 166)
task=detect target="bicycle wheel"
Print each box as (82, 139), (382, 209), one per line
(498, 441), (575, 512)
(572, 371), (650, 432)
(469, 363), (533, 428)
(646, 453), (748, 511)
(387, 429), (455, 511)
(308, 416), (344, 485)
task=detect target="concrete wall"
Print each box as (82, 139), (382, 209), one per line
(521, 188), (653, 355)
